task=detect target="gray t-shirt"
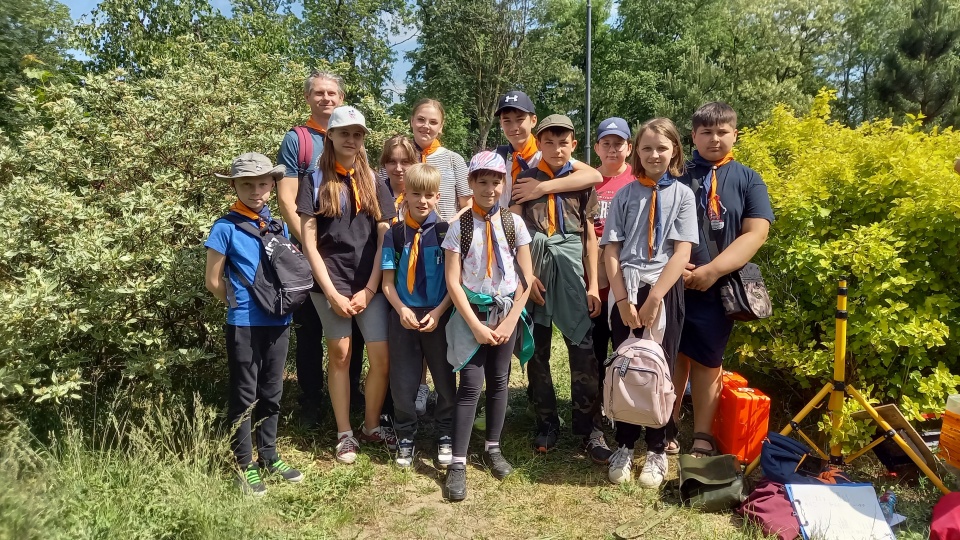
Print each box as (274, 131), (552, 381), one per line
(600, 180), (698, 297)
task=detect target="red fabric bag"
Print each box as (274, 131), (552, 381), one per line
(931, 492), (960, 540)
(736, 479), (801, 540)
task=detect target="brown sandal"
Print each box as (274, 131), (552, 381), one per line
(689, 432), (718, 458)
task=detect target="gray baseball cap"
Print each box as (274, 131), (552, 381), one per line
(214, 152), (285, 180)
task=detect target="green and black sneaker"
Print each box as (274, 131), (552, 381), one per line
(263, 458), (304, 483)
(236, 463), (267, 497)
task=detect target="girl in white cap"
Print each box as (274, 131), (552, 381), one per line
(296, 106), (399, 464)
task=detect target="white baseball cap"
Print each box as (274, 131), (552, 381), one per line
(327, 106), (369, 133)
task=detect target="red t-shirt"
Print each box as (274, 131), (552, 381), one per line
(595, 164), (635, 238)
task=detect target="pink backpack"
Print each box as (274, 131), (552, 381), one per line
(603, 315), (675, 428)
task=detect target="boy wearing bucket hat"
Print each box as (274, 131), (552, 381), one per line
(205, 152), (304, 496)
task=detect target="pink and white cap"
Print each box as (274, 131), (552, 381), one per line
(468, 150), (507, 176)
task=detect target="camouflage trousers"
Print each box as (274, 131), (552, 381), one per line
(526, 323), (603, 437)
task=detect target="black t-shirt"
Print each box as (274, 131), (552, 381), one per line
(296, 169), (397, 296)
(677, 157), (775, 267)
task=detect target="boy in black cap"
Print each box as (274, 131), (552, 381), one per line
(510, 115), (612, 464)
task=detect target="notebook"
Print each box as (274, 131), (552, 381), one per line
(785, 483), (896, 540)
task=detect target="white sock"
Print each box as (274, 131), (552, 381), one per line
(337, 430), (354, 440)
(484, 441), (499, 451)
(452, 456), (467, 465)
(361, 425), (379, 436)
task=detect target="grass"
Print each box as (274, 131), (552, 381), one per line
(0, 332), (952, 539)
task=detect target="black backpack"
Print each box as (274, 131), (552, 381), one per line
(459, 207), (516, 258)
(391, 219), (449, 266)
(222, 214), (314, 317)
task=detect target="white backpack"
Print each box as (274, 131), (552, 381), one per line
(603, 304), (676, 428)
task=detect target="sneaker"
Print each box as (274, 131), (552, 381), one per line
(583, 432), (614, 464)
(335, 434), (360, 464)
(396, 439), (415, 468)
(638, 451), (668, 488)
(262, 458), (304, 483)
(359, 421), (399, 452)
(608, 446), (634, 484)
(444, 463), (467, 501)
(436, 436), (453, 469)
(236, 463), (267, 496)
(483, 447), (514, 480)
(473, 408), (486, 431)
(415, 384), (430, 416)
(533, 422), (560, 453)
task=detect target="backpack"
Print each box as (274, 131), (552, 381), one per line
(931, 492), (960, 540)
(459, 207), (516, 259)
(759, 432), (852, 485)
(292, 125), (314, 182)
(736, 479), (802, 540)
(602, 310), (676, 428)
(222, 214), (314, 317)
(391, 219), (449, 266)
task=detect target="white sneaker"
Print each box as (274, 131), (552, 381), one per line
(335, 434), (360, 464)
(415, 384), (430, 416)
(396, 439), (415, 468)
(638, 451), (668, 488)
(608, 446), (634, 484)
(436, 435), (453, 469)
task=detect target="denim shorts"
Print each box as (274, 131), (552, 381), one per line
(310, 291), (389, 342)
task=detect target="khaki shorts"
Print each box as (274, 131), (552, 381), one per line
(310, 291), (389, 342)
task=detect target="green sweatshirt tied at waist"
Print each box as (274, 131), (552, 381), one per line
(528, 231), (592, 346)
(445, 285), (534, 372)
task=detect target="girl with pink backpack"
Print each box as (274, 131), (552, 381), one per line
(600, 118), (699, 488)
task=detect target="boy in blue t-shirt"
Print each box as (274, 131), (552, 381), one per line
(204, 152), (304, 496)
(380, 163), (456, 469)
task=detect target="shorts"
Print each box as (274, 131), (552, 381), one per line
(310, 291), (389, 342)
(678, 286), (735, 369)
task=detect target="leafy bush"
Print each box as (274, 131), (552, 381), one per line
(731, 90), (960, 436)
(0, 40), (405, 414)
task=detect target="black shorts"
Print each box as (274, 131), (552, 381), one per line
(678, 286), (734, 369)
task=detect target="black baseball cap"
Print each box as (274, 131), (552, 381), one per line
(495, 90), (535, 116)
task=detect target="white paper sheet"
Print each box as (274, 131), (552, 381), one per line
(785, 483), (896, 540)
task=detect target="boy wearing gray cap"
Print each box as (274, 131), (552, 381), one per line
(205, 153), (305, 496)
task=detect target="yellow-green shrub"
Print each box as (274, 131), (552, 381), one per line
(732, 90), (960, 424)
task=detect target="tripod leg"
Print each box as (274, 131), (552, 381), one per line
(847, 386), (951, 495)
(745, 381), (834, 476)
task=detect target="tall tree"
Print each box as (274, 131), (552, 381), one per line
(73, 0), (226, 75)
(405, 0), (574, 150)
(0, 0), (71, 134)
(875, 0), (960, 126)
(299, 0), (411, 103)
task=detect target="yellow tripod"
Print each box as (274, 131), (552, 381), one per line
(744, 279), (951, 494)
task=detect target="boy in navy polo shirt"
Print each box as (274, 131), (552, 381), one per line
(673, 102), (774, 457)
(381, 163), (456, 469)
(204, 153), (304, 496)
(510, 115), (612, 464)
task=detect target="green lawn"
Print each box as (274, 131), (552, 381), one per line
(0, 333), (951, 539)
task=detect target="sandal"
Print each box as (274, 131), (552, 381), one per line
(689, 432), (718, 458)
(665, 438), (680, 455)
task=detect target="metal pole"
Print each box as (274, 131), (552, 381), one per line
(585, 0), (592, 164)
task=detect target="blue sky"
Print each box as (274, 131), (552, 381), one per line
(61, 0), (417, 99)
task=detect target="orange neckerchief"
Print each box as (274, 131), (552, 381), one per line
(536, 160), (560, 236)
(512, 136), (539, 180)
(636, 173), (660, 259)
(707, 152), (735, 222)
(334, 162), (360, 213)
(472, 202), (497, 278)
(404, 213), (424, 294)
(305, 117), (327, 135)
(418, 139), (441, 163)
(230, 200), (266, 229)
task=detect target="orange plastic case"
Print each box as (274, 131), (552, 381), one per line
(940, 410), (960, 469)
(721, 371), (748, 389)
(713, 384), (771, 464)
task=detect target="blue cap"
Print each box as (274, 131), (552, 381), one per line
(495, 90), (535, 116)
(596, 117), (631, 141)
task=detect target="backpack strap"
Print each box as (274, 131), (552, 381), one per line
(459, 209), (474, 260)
(220, 213), (267, 288)
(390, 220), (406, 264)
(293, 126), (313, 179)
(499, 207), (516, 253)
